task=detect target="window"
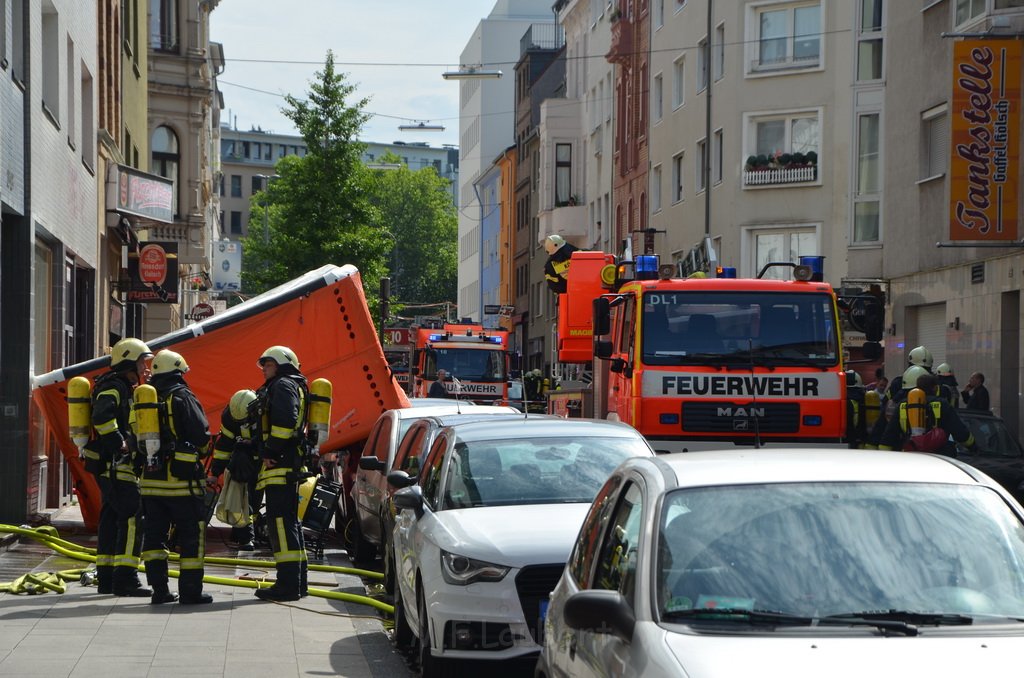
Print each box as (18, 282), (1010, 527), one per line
(150, 0), (178, 51)
(672, 151), (685, 203)
(696, 139), (707, 192)
(920, 105), (948, 180)
(230, 211), (242, 234)
(714, 23), (725, 81)
(66, 37), (75, 145)
(151, 126), (180, 216)
(230, 175), (242, 198)
(749, 110), (820, 158)
(854, 112), (881, 243)
(12, 0), (25, 83)
(652, 165), (662, 213)
(41, 2), (59, 124)
(713, 129), (723, 184)
(653, 73), (663, 123)
(672, 55), (685, 108)
(956, 0), (985, 24)
(749, 225), (819, 279)
(655, 0), (665, 27)
(81, 62), (94, 168)
(857, 0), (883, 81)
(593, 482), (644, 603)
(555, 143), (572, 206)
(753, 2), (821, 70)
(0, 0), (6, 70)
(251, 175), (262, 195)
(697, 37), (708, 92)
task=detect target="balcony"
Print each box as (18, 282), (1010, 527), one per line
(606, 14), (633, 66)
(539, 204), (587, 243)
(743, 165), (818, 187)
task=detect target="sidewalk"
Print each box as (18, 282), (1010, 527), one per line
(0, 505), (413, 678)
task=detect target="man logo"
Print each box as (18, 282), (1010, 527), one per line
(717, 407), (766, 418)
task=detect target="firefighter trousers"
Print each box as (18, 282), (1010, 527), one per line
(141, 494), (206, 599)
(95, 475), (144, 592)
(264, 482), (307, 593)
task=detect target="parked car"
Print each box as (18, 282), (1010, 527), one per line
(389, 417), (655, 676)
(952, 409), (1024, 502)
(345, 403), (518, 562)
(537, 449), (1024, 678)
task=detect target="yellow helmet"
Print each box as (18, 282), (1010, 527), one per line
(259, 345), (300, 369)
(110, 337), (153, 372)
(151, 349), (189, 376)
(228, 389), (257, 421)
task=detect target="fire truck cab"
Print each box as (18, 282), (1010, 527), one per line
(413, 324), (510, 404)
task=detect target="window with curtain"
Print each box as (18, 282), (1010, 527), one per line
(151, 125), (180, 216)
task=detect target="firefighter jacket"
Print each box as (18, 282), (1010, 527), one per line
(139, 374), (211, 498)
(88, 371), (138, 482)
(878, 392), (974, 451)
(255, 367), (308, 491)
(544, 242), (578, 294)
(211, 406), (259, 482)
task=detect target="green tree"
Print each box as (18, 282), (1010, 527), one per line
(365, 152), (457, 308)
(241, 51), (389, 301)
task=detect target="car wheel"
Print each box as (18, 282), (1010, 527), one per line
(418, 586), (446, 678)
(392, 579), (414, 652)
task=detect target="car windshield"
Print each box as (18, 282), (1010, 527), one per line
(443, 436), (650, 508)
(658, 482), (1024, 622)
(425, 347), (506, 382)
(641, 291), (839, 367)
(963, 416), (1024, 457)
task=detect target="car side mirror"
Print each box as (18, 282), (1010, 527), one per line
(393, 486), (424, 517)
(387, 469), (416, 489)
(359, 456), (385, 472)
(609, 357), (628, 374)
(594, 339), (613, 360)
(564, 589), (635, 642)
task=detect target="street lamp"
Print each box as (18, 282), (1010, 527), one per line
(255, 174), (279, 242)
(398, 121), (445, 132)
(441, 64), (502, 80)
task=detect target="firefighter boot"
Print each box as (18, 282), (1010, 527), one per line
(96, 564), (114, 594)
(145, 558), (176, 604)
(112, 566), (152, 597)
(178, 570), (212, 605)
(299, 562), (308, 598)
(255, 585), (300, 602)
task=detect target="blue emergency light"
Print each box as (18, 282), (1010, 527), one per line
(487, 336), (503, 344)
(716, 266), (737, 279)
(428, 334), (443, 342)
(799, 256), (825, 282)
(635, 255), (659, 280)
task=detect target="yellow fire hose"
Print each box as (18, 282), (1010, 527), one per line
(0, 524), (393, 614)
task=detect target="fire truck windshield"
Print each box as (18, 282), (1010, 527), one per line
(641, 291), (839, 367)
(425, 347), (507, 382)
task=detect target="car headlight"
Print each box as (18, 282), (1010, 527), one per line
(440, 550), (510, 585)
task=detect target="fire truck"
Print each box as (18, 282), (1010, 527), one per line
(413, 324), (510, 404)
(557, 251), (848, 446)
(382, 326), (413, 395)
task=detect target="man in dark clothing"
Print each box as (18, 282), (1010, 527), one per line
(138, 349), (213, 605)
(210, 389), (261, 550)
(961, 372), (990, 411)
(543, 234), (579, 294)
(88, 337), (153, 597)
(427, 369), (450, 399)
(879, 374), (976, 453)
(253, 346), (310, 602)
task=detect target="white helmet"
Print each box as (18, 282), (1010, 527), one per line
(259, 345), (300, 369)
(847, 370), (863, 387)
(544, 234), (566, 256)
(150, 349), (189, 376)
(902, 365), (930, 391)
(907, 345), (933, 369)
(936, 362), (954, 377)
(228, 389), (257, 421)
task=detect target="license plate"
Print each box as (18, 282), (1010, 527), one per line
(539, 599), (549, 622)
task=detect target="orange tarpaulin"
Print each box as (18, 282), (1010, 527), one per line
(32, 265), (409, 530)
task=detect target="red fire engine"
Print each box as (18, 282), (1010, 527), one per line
(413, 324), (510, 404)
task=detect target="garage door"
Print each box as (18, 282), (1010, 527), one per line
(915, 303), (947, 366)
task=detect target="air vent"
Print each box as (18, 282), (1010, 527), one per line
(971, 262), (985, 284)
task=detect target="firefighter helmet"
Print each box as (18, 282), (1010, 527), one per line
(907, 345), (933, 369)
(847, 370), (863, 387)
(259, 345), (300, 369)
(150, 349), (189, 375)
(110, 338), (153, 372)
(544, 234), (566, 256)
(936, 362), (954, 377)
(228, 389), (257, 421)
(901, 365), (930, 391)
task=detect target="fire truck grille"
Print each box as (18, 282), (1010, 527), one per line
(682, 402), (801, 433)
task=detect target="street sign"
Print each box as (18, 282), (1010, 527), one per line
(483, 304), (500, 314)
(383, 327), (411, 345)
(191, 302), (215, 320)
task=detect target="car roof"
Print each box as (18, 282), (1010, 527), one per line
(441, 417), (650, 443)
(410, 410), (528, 428)
(393, 404), (517, 420)
(640, 449), (985, 489)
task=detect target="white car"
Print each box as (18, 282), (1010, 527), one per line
(389, 418), (655, 677)
(347, 403), (518, 563)
(537, 449), (1024, 678)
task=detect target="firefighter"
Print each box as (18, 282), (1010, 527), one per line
(845, 371), (867, 448)
(878, 373), (976, 453)
(868, 364), (929, 449)
(544, 234), (579, 294)
(253, 346), (310, 602)
(88, 337), (153, 597)
(886, 345), (933, 400)
(138, 349), (213, 605)
(210, 389), (261, 550)
(935, 363), (959, 407)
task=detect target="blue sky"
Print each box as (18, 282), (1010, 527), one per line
(210, 1), (499, 148)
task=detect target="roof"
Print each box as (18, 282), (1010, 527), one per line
(393, 404), (516, 421)
(443, 417), (647, 443)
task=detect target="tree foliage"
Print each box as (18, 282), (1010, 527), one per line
(241, 51), (389, 301)
(364, 152), (457, 308)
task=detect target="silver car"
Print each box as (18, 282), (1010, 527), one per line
(538, 449), (1024, 678)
